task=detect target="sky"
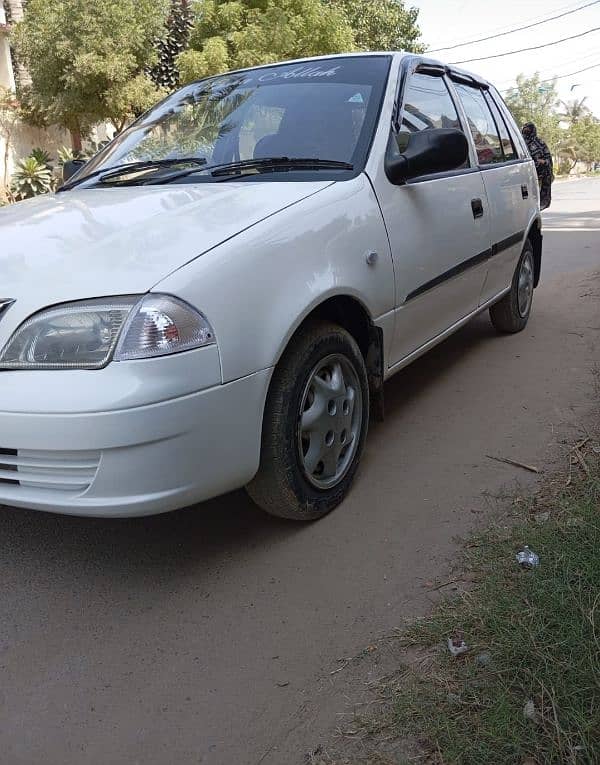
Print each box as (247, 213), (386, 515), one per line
(413, 0), (600, 119)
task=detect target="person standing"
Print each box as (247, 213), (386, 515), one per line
(522, 122), (554, 210)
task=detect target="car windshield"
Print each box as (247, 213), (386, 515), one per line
(74, 56), (391, 186)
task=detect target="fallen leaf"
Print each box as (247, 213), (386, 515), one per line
(524, 699), (538, 722)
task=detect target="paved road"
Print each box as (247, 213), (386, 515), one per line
(1, 179), (598, 765)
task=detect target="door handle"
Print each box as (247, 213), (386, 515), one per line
(471, 198), (484, 219)
(521, 184), (529, 199)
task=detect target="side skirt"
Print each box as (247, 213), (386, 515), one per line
(384, 286), (511, 381)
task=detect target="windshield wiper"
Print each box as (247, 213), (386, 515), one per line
(154, 156), (354, 184)
(211, 157), (354, 176)
(58, 157), (208, 191)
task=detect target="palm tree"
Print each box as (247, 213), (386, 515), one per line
(559, 97), (590, 126)
(5, 0), (24, 18)
(4, 0), (31, 87)
(556, 134), (578, 174)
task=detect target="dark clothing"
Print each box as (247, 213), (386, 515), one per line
(522, 122), (553, 210)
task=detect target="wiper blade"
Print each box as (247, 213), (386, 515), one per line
(210, 157), (354, 176)
(154, 156), (354, 184)
(58, 157), (208, 191)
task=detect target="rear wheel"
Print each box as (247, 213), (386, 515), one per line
(489, 240), (535, 333)
(247, 320), (369, 520)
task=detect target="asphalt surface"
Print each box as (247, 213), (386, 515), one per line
(1, 178), (598, 765)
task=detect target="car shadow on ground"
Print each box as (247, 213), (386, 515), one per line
(0, 313), (498, 573)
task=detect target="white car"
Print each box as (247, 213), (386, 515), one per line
(0, 52), (541, 519)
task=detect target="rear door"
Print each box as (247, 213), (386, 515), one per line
(373, 68), (492, 367)
(451, 80), (536, 304)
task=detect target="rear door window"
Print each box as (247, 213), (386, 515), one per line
(454, 83), (503, 166)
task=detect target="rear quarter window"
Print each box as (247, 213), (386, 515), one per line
(489, 87), (529, 158)
(483, 91), (517, 160)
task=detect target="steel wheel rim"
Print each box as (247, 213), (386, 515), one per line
(518, 251), (534, 317)
(297, 353), (363, 490)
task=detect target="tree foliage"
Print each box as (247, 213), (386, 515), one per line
(10, 155), (54, 200)
(504, 73), (561, 154)
(559, 97), (590, 125)
(13, 0), (171, 140)
(504, 73), (600, 169)
(150, 0), (195, 89)
(177, 0), (423, 83)
(333, 0), (423, 53)
(565, 115), (600, 167)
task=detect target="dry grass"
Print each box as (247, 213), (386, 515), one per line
(320, 437), (600, 765)
(357, 447), (600, 764)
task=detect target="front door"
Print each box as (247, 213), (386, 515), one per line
(373, 71), (492, 368)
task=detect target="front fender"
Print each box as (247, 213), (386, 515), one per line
(157, 175), (395, 383)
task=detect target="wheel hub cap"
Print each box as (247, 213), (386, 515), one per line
(297, 354), (362, 489)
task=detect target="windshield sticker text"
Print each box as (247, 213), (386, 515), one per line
(257, 65), (342, 83)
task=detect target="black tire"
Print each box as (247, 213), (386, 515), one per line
(489, 239), (535, 334)
(246, 320), (369, 520)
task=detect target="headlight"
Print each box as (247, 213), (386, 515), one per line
(0, 294), (215, 370)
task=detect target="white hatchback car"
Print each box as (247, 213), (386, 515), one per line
(0, 52), (542, 519)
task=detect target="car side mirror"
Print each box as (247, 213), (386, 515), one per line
(62, 158), (87, 183)
(385, 128), (469, 184)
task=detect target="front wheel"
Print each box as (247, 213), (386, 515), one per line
(247, 320), (369, 520)
(489, 240), (535, 333)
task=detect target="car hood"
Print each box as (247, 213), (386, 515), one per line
(0, 181), (331, 329)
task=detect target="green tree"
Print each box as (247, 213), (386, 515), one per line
(504, 73), (561, 153)
(13, 0), (170, 149)
(559, 96), (590, 125)
(567, 115), (600, 166)
(334, 0), (423, 52)
(178, 0), (354, 83)
(178, 0), (423, 84)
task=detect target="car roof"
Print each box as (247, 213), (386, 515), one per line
(188, 51), (492, 91)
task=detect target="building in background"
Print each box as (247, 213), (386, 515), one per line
(0, 4), (15, 91)
(1, 0), (70, 191)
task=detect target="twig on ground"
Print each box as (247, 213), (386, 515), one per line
(574, 447), (590, 477)
(486, 455), (540, 473)
(427, 577), (479, 591)
(330, 659), (352, 675)
(566, 451), (575, 486)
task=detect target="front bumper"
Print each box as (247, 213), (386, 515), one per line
(0, 369), (271, 517)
